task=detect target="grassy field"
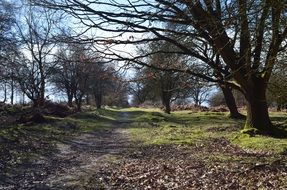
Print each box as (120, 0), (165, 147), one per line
(123, 108), (287, 154)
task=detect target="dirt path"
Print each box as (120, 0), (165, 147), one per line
(45, 112), (133, 189)
(0, 111), (133, 190)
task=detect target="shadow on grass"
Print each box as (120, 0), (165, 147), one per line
(0, 123), (81, 189)
(269, 124), (287, 139)
(71, 112), (115, 123)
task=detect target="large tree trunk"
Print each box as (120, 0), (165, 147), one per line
(75, 98), (82, 111)
(220, 85), (245, 119)
(76, 101), (82, 111)
(67, 94), (73, 107)
(95, 93), (102, 109)
(162, 92), (171, 114)
(243, 77), (272, 134)
(163, 100), (171, 114)
(33, 99), (39, 107)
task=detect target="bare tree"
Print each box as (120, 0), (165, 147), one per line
(33, 0), (287, 134)
(51, 43), (123, 110)
(0, 0), (17, 104)
(15, 4), (58, 107)
(133, 41), (200, 113)
(187, 76), (211, 107)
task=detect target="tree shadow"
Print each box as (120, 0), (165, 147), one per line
(70, 112), (115, 123)
(269, 124), (287, 139)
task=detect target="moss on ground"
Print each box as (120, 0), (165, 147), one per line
(126, 109), (287, 154)
(232, 133), (287, 154)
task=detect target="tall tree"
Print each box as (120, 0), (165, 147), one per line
(134, 41), (205, 113)
(33, 0), (287, 134)
(0, 1), (17, 104)
(15, 4), (58, 107)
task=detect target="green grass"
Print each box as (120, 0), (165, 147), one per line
(126, 109), (287, 154)
(0, 107), (129, 144)
(1, 108), (287, 155)
(232, 133), (287, 154)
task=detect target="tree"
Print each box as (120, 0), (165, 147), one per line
(0, 1), (17, 104)
(33, 0), (287, 134)
(15, 4), (58, 107)
(135, 41), (197, 114)
(51, 45), (77, 107)
(209, 87), (246, 111)
(51, 43), (95, 110)
(101, 68), (130, 108)
(187, 76), (211, 107)
(129, 77), (153, 106)
(267, 54), (287, 111)
(87, 63), (116, 109)
(51, 42), (126, 110)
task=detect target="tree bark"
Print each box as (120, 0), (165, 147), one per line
(75, 98), (82, 111)
(95, 93), (102, 109)
(10, 79), (14, 105)
(76, 101), (82, 111)
(243, 77), (272, 134)
(67, 94), (73, 107)
(85, 94), (90, 105)
(39, 80), (45, 107)
(220, 85), (245, 119)
(38, 60), (45, 107)
(277, 104), (282, 111)
(162, 92), (171, 114)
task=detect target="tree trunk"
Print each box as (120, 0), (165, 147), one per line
(86, 94), (90, 105)
(10, 79), (14, 105)
(277, 104), (282, 111)
(38, 60), (46, 107)
(1, 83), (7, 103)
(33, 99), (39, 107)
(67, 94), (73, 107)
(162, 92), (171, 114)
(243, 77), (272, 134)
(22, 92), (25, 105)
(75, 99), (82, 111)
(95, 93), (102, 109)
(76, 102), (81, 111)
(220, 85), (245, 119)
(39, 81), (45, 107)
(163, 99), (171, 114)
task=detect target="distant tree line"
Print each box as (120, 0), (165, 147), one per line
(0, 1), (129, 110)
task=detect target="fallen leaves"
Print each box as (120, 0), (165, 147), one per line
(87, 142), (287, 189)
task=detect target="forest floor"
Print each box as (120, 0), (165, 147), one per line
(0, 107), (287, 189)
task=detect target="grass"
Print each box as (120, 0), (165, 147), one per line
(127, 110), (238, 143)
(1, 107), (287, 156)
(126, 108), (287, 154)
(232, 133), (287, 154)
